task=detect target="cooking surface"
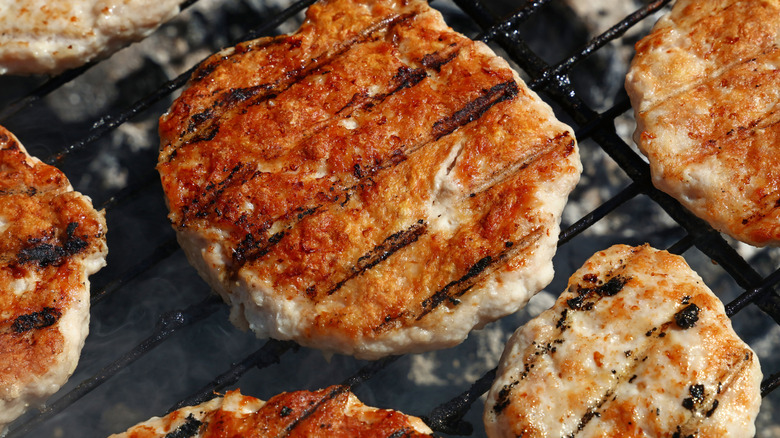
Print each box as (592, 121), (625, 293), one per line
(1, 0), (779, 436)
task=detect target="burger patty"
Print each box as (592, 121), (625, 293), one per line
(0, 125), (107, 433)
(484, 244), (762, 438)
(158, 0), (581, 359)
(625, 0), (780, 246)
(109, 386), (433, 437)
(0, 0), (181, 75)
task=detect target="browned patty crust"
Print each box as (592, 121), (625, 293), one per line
(626, 0), (780, 246)
(0, 125), (107, 431)
(158, 0), (581, 358)
(110, 386), (434, 437)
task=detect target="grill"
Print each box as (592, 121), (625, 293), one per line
(1, 0), (780, 436)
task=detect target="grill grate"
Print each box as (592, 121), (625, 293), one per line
(1, 0), (779, 436)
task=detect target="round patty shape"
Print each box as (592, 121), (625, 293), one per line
(158, 0), (581, 359)
(0, 0), (181, 75)
(625, 0), (780, 246)
(109, 386), (434, 437)
(484, 244), (762, 438)
(0, 126), (107, 432)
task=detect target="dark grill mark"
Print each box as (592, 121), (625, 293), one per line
(391, 66), (428, 91)
(417, 255), (494, 319)
(420, 45), (459, 72)
(674, 303), (700, 329)
(280, 406), (293, 417)
(325, 220), (427, 296)
(416, 229), (542, 320)
(180, 163), (253, 227)
(386, 429), (416, 438)
(187, 109), (214, 133)
(282, 385), (349, 436)
(568, 391), (613, 438)
(171, 12), (418, 157)
(431, 80), (519, 140)
(164, 414), (202, 438)
(17, 222), (89, 268)
(12, 307), (62, 333)
(233, 230), (286, 266)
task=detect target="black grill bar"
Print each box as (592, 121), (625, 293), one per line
(169, 339), (297, 411)
(5, 296), (223, 438)
(0, 0), (205, 124)
(41, 0), (318, 166)
(474, 2), (780, 324)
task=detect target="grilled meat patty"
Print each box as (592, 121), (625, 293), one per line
(484, 244), (762, 438)
(625, 0), (780, 246)
(109, 385), (434, 437)
(158, 0), (581, 359)
(0, 0), (181, 75)
(0, 126), (107, 432)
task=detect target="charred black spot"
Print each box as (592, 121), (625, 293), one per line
(682, 384), (705, 410)
(431, 80), (519, 140)
(596, 275), (629, 296)
(582, 273), (599, 283)
(681, 295), (691, 304)
(353, 163), (364, 179)
(164, 414), (202, 438)
(493, 381), (517, 414)
(280, 406), (293, 417)
(567, 294), (585, 310)
(706, 399), (719, 417)
(17, 222), (89, 268)
(556, 308), (569, 329)
(12, 307), (62, 333)
(629, 375), (638, 383)
(674, 303), (700, 329)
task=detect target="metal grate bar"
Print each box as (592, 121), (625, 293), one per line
(0, 0), (204, 123)
(43, 0), (317, 166)
(169, 339), (297, 412)
(5, 296), (223, 438)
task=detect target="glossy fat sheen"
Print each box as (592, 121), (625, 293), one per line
(0, 126), (107, 432)
(625, 0), (780, 246)
(484, 244), (762, 438)
(158, 0), (581, 359)
(109, 386), (434, 437)
(0, 0), (180, 75)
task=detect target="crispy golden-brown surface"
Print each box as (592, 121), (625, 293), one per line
(0, 126), (107, 431)
(484, 245), (762, 438)
(110, 386), (434, 437)
(159, 0), (580, 358)
(626, 0), (780, 246)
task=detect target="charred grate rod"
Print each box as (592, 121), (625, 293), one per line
(169, 339), (298, 412)
(0, 0), (205, 123)
(4, 295), (224, 438)
(40, 0), (317, 166)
